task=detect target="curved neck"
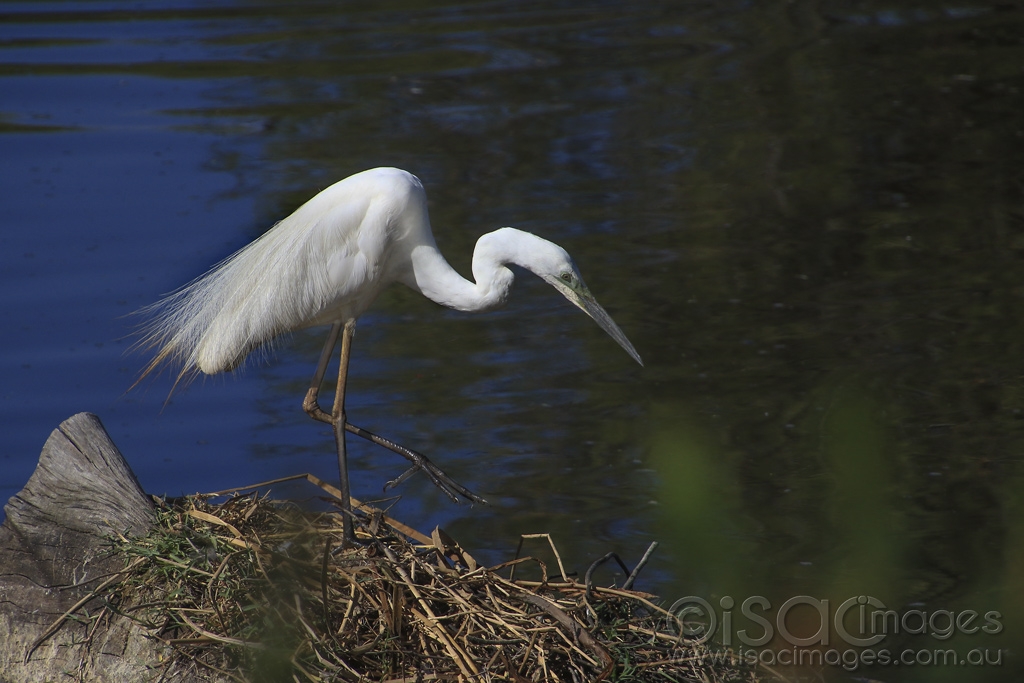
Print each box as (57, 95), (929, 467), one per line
(403, 228), (547, 312)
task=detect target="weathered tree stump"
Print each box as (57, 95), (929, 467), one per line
(0, 415), (718, 683)
(0, 413), (216, 682)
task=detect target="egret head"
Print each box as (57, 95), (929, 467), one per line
(475, 227), (643, 365)
(540, 261), (644, 366)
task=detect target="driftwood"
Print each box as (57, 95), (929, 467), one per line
(0, 413), (214, 683)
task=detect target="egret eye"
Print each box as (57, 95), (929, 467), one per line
(559, 272), (574, 285)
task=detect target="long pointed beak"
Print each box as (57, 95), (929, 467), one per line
(562, 286), (643, 366)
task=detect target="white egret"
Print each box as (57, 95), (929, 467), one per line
(137, 167), (642, 540)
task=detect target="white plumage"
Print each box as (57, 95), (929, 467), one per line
(135, 167), (641, 534)
(137, 167), (641, 381)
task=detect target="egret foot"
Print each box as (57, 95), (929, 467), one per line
(304, 322), (485, 509)
(343, 422), (486, 505)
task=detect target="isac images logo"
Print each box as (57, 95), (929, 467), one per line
(665, 594), (1004, 671)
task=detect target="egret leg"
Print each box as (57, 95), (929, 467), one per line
(332, 320), (356, 543)
(303, 321), (342, 425)
(302, 321), (487, 520)
(303, 321), (355, 541)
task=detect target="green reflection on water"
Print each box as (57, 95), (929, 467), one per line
(650, 404), (749, 598)
(819, 382), (901, 603)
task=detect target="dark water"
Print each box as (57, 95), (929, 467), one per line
(3, 2), (1024, 680)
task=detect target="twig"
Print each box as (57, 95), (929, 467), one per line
(517, 592), (614, 681)
(623, 541), (659, 590)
